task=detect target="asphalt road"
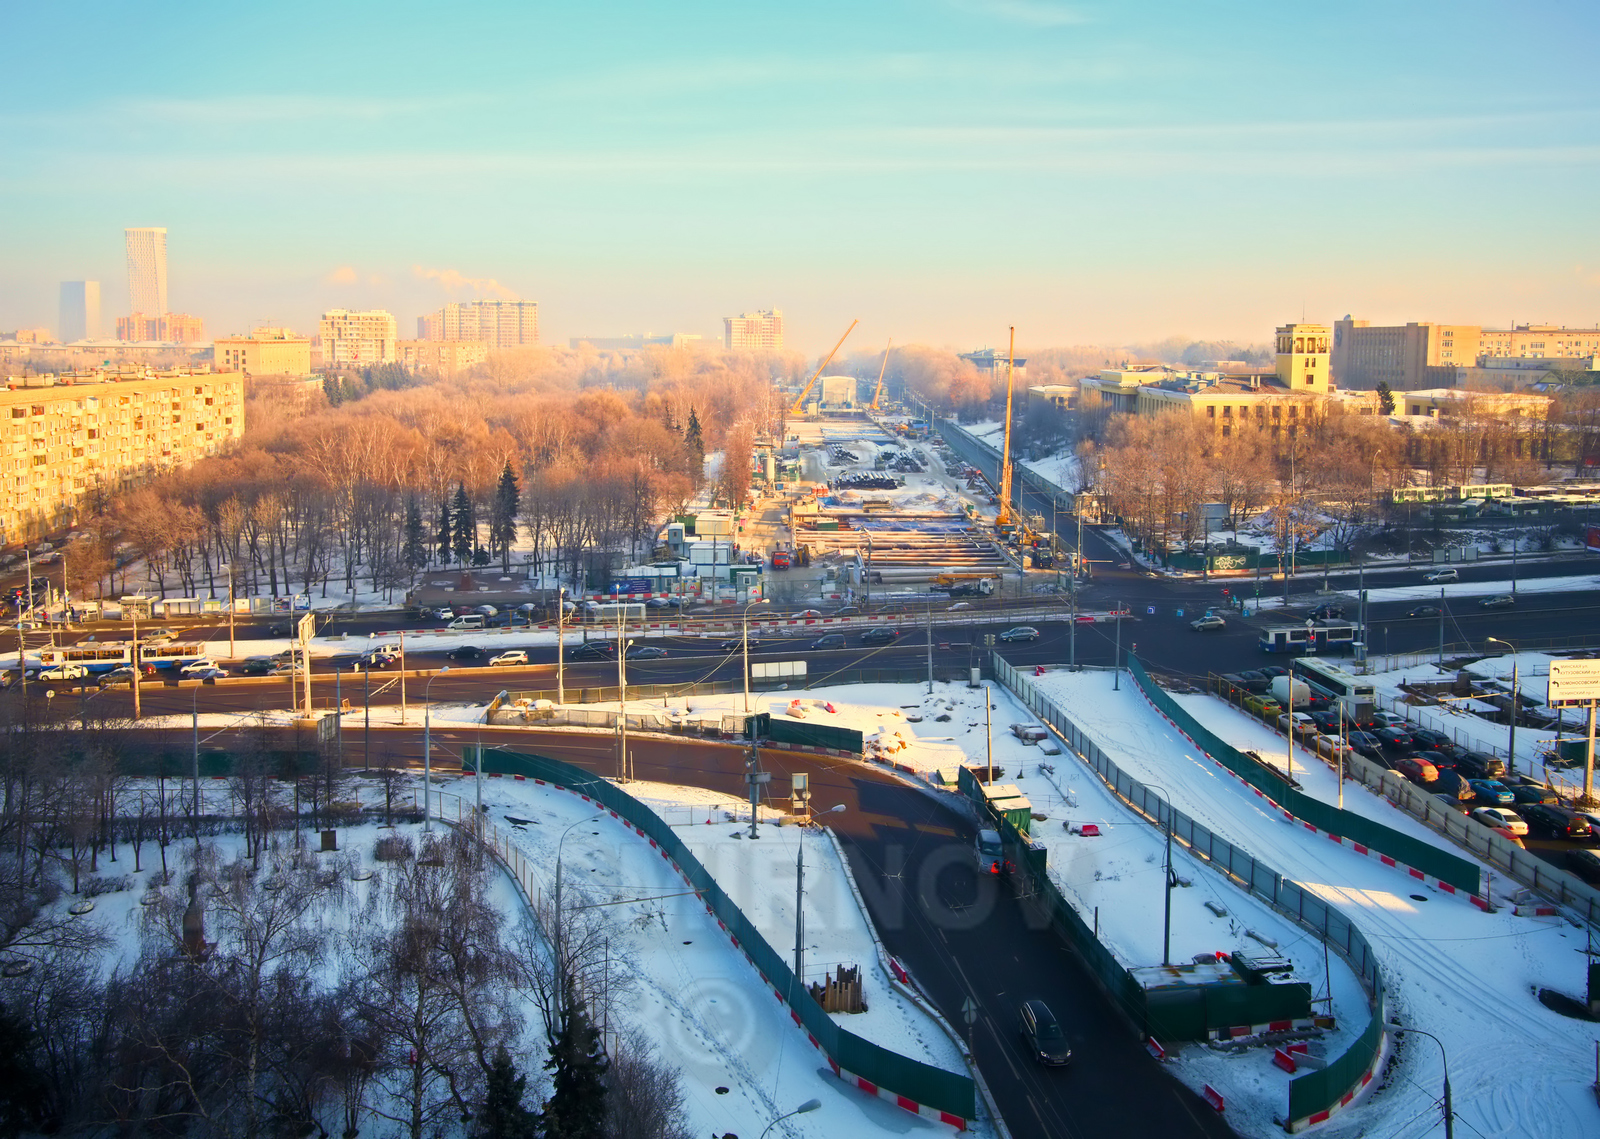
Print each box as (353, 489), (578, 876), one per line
(357, 724), (1235, 1139)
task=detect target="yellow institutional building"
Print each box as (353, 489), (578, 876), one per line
(0, 368), (244, 543)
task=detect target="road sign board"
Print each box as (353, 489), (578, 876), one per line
(961, 996), (978, 1025)
(1549, 659), (1600, 706)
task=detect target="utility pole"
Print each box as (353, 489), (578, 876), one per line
(793, 842), (805, 991)
(985, 684), (994, 783)
(399, 631), (407, 724)
(925, 598), (934, 695)
(1114, 602), (1123, 690)
(131, 610), (141, 721)
(557, 591), (565, 705)
(1437, 588), (1445, 669)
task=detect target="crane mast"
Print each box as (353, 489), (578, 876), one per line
(870, 339), (892, 410)
(996, 327), (1017, 528)
(788, 319), (859, 415)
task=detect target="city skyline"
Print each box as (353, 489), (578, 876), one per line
(1, 2), (1597, 352)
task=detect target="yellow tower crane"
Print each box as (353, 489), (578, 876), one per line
(870, 338), (892, 411)
(996, 327), (1017, 529)
(789, 319), (858, 416)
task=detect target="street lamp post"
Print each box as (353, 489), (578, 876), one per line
(1485, 637), (1520, 777)
(759, 1100), (822, 1139)
(1144, 782), (1176, 967)
(742, 598), (769, 714)
(422, 666), (450, 832)
(1389, 1023), (1453, 1139)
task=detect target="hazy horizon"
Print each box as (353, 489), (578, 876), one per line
(2, 1), (1597, 353)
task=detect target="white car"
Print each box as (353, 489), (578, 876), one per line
(489, 650), (528, 666)
(1470, 806), (1528, 836)
(1278, 711), (1318, 738)
(1424, 568), (1458, 583)
(37, 663), (87, 682)
(180, 660), (221, 677)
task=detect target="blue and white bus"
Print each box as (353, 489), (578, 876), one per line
(1293, 657), (1377, 723)
(37, 638), (211, 672)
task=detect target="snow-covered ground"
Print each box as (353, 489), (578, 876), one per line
(1033, 668), (1600, 1139)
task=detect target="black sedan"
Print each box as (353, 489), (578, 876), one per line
(1407, 605), (1442, 618)
(1347, 731), (1387, 761)
(860, 628), (900, 644)
(719, 637), (762, 652)
(446, 645), (487, 662)
(567, 641), (616, 660)
(625, 644), (668, 660)
(1372, 726), (1414, 751)
(1479, 595), (1515, 609)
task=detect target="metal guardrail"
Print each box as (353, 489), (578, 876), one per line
(991, 655), (1386, 1132)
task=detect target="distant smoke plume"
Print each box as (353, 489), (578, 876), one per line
(411, 265), (517, 299)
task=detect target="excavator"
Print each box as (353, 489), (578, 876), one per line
(870, 339), (892, 411)
(788, 319), (858, 416)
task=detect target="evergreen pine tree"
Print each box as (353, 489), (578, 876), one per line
(403, 496), (427, 570)
(452, 483), (475, 565)
(1375, 381), (1395, 416)
(683, 407), (705, 484)
(490, 460), (521, 571)
(478, 1045), (535, 1139)
(540, 990), (608, 1139)
(437, 496), (453, 563)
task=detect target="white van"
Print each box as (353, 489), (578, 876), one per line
(447, 614), (485, 630)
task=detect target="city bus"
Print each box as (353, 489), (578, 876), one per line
(36, 638), (212, 672)
(1293, 657), (1377, 724)
(1258, 621), (1362, 655)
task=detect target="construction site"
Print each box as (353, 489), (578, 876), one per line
(766, 323), (1066, 603)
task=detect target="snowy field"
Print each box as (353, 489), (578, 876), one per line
(1033, 668), (1600, 1139)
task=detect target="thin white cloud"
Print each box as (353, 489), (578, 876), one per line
(324, 265), (359, 285)
(411, 265), (518, 299)
(948, 0), (1091, 27)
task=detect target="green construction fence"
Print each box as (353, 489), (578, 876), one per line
(1128, 657), (1480, 897)
(464, 745), (975, 1124)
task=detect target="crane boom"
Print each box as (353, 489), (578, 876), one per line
(996, 327), (1017, 528)
(789, 319), (858, 415)
(870, 338), (892, 410)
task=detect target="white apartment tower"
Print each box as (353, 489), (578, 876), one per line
(724, 309), (784, 351)
(59, 281), (101, 341)
(124, 227), (169, 315)
(319, 309), (398, 365)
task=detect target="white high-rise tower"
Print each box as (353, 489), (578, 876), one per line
(124, 227), (168, 315)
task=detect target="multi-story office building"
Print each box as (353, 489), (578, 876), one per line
(1333, 318), (1600, 390)
(117, 313), (206, 343)
(319, 309), (397, 366)
(723, 309), (784, 351)
(59, 281), (101, 342)
(0, 367), (244, 542)
(124, 228), (169, 316)
(960, 347), (1028, 383)
(214, 328), (314, 376)
(417, 300), (539, 349)
(394, 339), (489, 375)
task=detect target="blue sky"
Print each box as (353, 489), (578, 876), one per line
(2, 1), (1597, 351)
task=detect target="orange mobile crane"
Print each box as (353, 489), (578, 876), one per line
(996, 326), (1017, 529)
(870, 338), (892, 410)
(788, 319), (859, 416)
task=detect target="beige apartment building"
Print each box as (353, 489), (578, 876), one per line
(417, 300), (539, 349)
(1274, 322), (1332, 391)
(395, 339), (490, 376)
(117, 312), (206, 343)
(1399, 388), (1552, 420)
(214, 327), (313, 376)
(723, 309), (784, 351)
(1333, 318), (1600, 389)
(320, 309), (397, 366)
(0, 368), (244, 543)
